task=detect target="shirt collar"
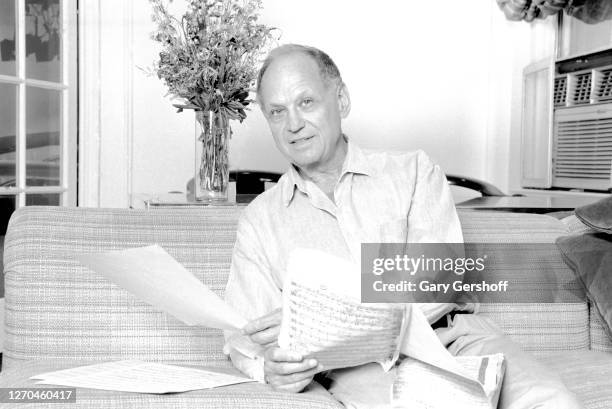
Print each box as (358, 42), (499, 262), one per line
(281, 139), (373, 207)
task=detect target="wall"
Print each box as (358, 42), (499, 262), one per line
(506, 17), (557, 193)
(88, 0), (538, 207)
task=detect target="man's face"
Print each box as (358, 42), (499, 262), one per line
(258, 52), (350, 174)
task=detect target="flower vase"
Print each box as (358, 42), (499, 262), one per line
(194, 110), (230, 202)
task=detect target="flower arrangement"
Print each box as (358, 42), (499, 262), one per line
(149, 0), (275, 121)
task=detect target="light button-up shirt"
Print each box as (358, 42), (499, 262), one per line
(224, 142), (466, 381)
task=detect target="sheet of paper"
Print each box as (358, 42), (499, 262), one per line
(392, 354), (505, 409)
(278, 248), (407, 371)
(76, 245), (246, 331)
(30, 360), (255, 394)
(400, 303), (472, 379)
(455, 354), (506, 405)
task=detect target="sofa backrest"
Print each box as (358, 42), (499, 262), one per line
(3, 206), (243, 370)
(1, 207), (596, 370)
(460, 210), (591, 355)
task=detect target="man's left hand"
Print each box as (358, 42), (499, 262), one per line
(242, 308), (282, 348)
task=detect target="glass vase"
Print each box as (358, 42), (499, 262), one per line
(194, 110), (230, 202)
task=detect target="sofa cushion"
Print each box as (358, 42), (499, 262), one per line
(458, 210), (569, 243)
(0, 360), (342, 409)
(557, 232), (612, 344)
(3, 207), (244, 370)
(539, 351), (612, 409)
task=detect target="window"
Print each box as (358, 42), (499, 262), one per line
(0, 0), (77, 281)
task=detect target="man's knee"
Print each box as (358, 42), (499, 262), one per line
(548, 389), (584, 409)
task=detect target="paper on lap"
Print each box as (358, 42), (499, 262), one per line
(30, 360), (255, 394)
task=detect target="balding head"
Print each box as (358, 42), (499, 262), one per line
(256, 44), (343, 103)
(254, 44), (351, 176)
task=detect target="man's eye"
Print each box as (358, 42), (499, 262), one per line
(301, 98), (314, 107)
(270, 108), (284, 117)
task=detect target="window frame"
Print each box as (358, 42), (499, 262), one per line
(0, 0), (78, 207)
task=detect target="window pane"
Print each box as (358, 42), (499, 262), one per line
(0, 195), (15, 299)
(26, 193), (59, 205)
(25, 0), (61, 82)
(0, 0), (16, 76)
(26, 86), (60, 187)
(0, 83), (16, 188)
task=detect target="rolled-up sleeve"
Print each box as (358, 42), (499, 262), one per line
(223, 209), (283, 381)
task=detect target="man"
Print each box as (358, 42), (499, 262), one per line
(224, 44), (583, 408)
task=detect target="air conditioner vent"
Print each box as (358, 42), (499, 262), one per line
(594, 68), (612, 102)
(570, 72), (592, 105)
(554, 76), (567, 107)
(554, 117), (612, 182)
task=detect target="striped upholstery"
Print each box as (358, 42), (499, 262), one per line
(590, 307), (612, 353)
(458, 210), (590, 354)
(478, 303), (590, 356)
(3, 207), (243, 370)
(540, 351), (612, 409)
(460, 210), (569, 242)
(2, 207), (611, 408)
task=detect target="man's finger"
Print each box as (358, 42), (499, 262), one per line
(265, 347), (304, 363)
(249, 324), (280, 345)
(273, 377), (313, 393)
(268, 364), (322, 386)
(242, 308), (281, 335)
(265, 358), (318, 376)
(262, 340), (278, 350)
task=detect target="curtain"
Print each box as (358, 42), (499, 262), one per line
(496, 0), (612, 24)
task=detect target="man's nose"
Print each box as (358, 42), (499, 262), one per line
(287, 108), (305, 133)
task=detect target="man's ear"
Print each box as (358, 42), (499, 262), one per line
(337, 83), (351, 118)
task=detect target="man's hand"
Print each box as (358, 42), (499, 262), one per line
(264, 347), (322, 393)
(243, 309), (322, 392)
(242, 308), (282, 348)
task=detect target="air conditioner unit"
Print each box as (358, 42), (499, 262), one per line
(552, 104), (612, 190)
(548, 50), (612, 191)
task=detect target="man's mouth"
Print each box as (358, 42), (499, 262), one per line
(290, 135), (314, 145)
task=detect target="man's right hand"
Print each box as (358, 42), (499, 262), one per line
(263, 347), (322, 393)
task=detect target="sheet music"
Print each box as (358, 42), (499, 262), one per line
(280, 280), (406, 371)
(278, 248), (407, 371)
(279, 248), (505, 408)
(31, 360), (255, 394)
